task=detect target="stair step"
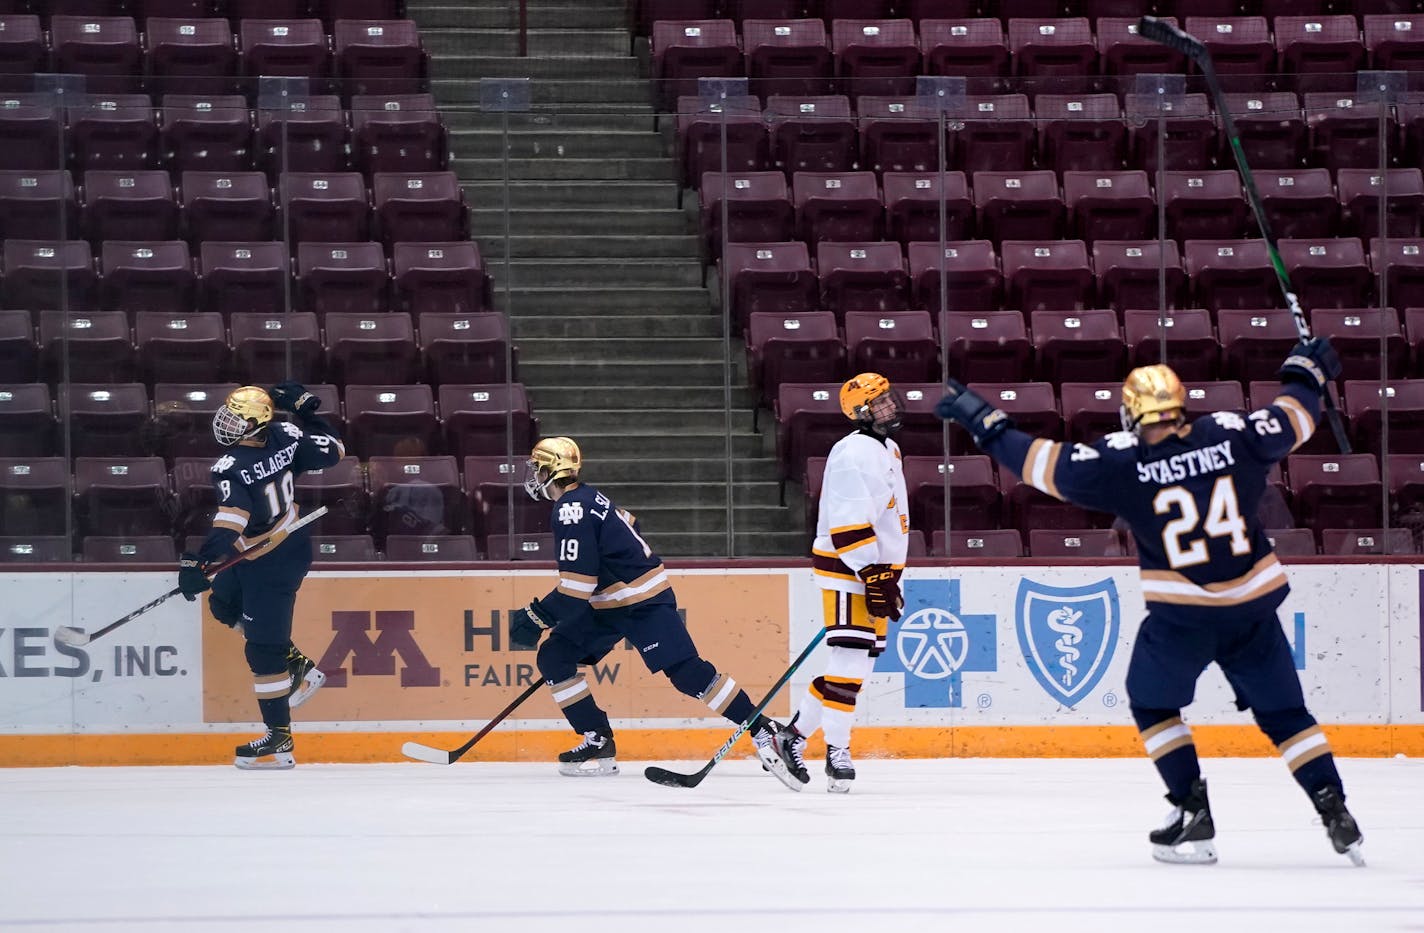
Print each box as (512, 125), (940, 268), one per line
(454, 157), (677, 182)
(472, 209), (688, 237)
(650, 530), (807, 558)
(424, 29), (630, 57)
(532, 385), (758, 409)
(513, 315), (723, 339)
(588, 505), (790, 534)
(476, 234), (697, 259)
(430, 71), (651, 105)
(537, 407), (754, 433)
(449, 129), (666, 160)
(521, 337), (726, 362)
(587, 481), (780, 509)
(571, 431), (766, 458)
(464, 180), (678, 209)
(489, 259), (702, 288)
(423, 53), (641, 79)
(520, 359), (731, 387)
(590, 457), (779, 483)
(415, 5), (626, 29)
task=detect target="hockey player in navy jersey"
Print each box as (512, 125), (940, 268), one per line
(177, 384), (344, 770)
(509, 437), (796, 786)
(937, 339), (1364, 866)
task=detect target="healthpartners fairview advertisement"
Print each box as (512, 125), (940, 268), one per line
(1, 565), (1422, 766)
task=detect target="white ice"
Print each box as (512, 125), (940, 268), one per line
(1, 757), (1421, 933)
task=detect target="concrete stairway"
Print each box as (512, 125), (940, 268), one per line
(406, 0), (804, 557)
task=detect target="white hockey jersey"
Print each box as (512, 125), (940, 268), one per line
(811, 430), (910, 593)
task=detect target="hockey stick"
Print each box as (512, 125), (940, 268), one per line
(1136, 15), (1351, 453)
(644, 626), (827, 789)
(52, 505), (329, 648)
(401, 679), (543, 764)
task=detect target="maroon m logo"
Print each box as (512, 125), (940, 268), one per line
(318, 610), (441, 687)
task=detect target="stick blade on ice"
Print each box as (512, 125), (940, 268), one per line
(53, 626), (89, 647)
(643, 765), (703, 788)
(401, 742), (455, 765)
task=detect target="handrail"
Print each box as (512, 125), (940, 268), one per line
(518, 0), (528, 57)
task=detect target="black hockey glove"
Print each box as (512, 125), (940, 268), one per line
(270, 381), (322, 417)
(858, 564), (903, 621)
(1279, 337), (1342, 394)
(510, 598), (556, 650)
(178, 552), (211, 602)
(935, 379), (1014, 449)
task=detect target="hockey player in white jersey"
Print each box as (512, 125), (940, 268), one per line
(771, 373), (909, 792)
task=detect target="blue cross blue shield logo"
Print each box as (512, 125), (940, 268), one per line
(1015, 577), (1120, 708)
(874, 578), (996, 708)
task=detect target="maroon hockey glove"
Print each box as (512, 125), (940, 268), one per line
(858, 564), (903, 621)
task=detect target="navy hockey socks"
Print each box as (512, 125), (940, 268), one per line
(1256, 711), (1344, 798)
(548, 675), (612, 736)
(1134, 707), (1200, 802)
(246, 641), (292, 729)
(666, 657), (757, 724)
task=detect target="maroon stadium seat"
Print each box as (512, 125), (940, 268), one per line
(675, 95), (768, 192)
(1275, 16), (1365, 94)
(832, 19), (919, 98)
(0, 457), (69, 535)
(793, 171), (882, 244)
(199, 242), (290, 317)
(1064, 171), (1153, 244)
(903, 0), (976, 19)
(1374, 241), (1424, 315)
(82, 536), (178, 562)
(960, 382), (1060, 452)
(766, 95), (856, 174)
(419, 312), (510, 386)
(100, 240), (195, 315)
(484, 532), (556, 562)
(58, 384), (147, 457)
(239, 20), (332, 83)
(351, 93), (447, 177)
(1265, 527), (1317, 556)
(1036, 94), (1126, 174)
(943, 309), (1031, 383)
(1345, 379), (1424, 456)
(844, 309), (937, 383)
(908, 239), (1000, 313)
(1098, 17), (1186, 77)
(297, 241), (389, 319)
(721, 242), (819, 333)
(902, 454), (1000, 534)
(894, 383), (951, 457)
(1008, 17), (1096, 79)
(1031, 308), (1125, 384)
(651, 20), (742, 109)
(933, 528), (1022, 558)
(1060, 382), (1125, 443)
(1320, 528), (1416, 556)
(0, 94), (63, 171)
(334, 20), (427, 97)
(152, 382), (237, 460)
(172, 454), (216, 537)
(1337, 168), (1424, 241)
(920, 18), (1008, 79)
(135, 311), (228, 384)
(0, 170), (77, 241)
(973, 170), (1063, 243)
(463, 455), (550, 545)
(256, 95), (349, 176)
(181, 171), (274, 243)
(1365, 14), (1424, 71)
(743, 18), (833, 99)
(280, 172), (372, 245)
(0, 384), (56, 457)
(1184, 239), (1281, 316)
(0, 16), (46, 81)
(82, 170), (178, 243)
(145, 16), (237, 96)
(1223, 92), (1305, 171)
(775, 382), (847, 483)
(437, 383), (536, 460)
(1183, 16), (1273, 80)
(816, 241), (908, 316)
(1388, 453), (1424, 518)
(745, 310), (841, 411)
(293, 455), (368, 536)
(230, 311), (324, 384)
(38, 310), (134, 384)
(1003, 465), (1105, 538)
(1003, 240), (1093, 313)
(1029, 528), (1125, 558)
(0, 309), (35, 384)
(161, 95), (252, 174)
(1287, 454), (1383, 535)
(227, 0), (309, 24)
(1124, 92), (1215, 174)
(699, 171), (794, 257)
(385, 535), (478, 561)
(372, 171), (466, 245)
(1304, 92), (1383, 172)
(134, 0), (216, 18)
(723, 0), (801, 22)
(882, 171), (971, 246)
(1245, 379), (1340, 457)
(857, 95), (941, 174)
(326, 311), (418, 386)
(391, 242), (487, 316)
(1124, 308), (1220, 382)
(1218, 309), (1300, 383)
(50, 15), (141, 92)
(311, 535), (378, 561)
(0, 536), (72, 562)
(346, 384), (439, 457)
(1161, 170), (1249, 243)
(2, 240), (97, 312)
(952, 94), (1034, 176)
(74, 456), (172, 538)
(1092, 240), (1187, 315)
(1258, 168), (1337, 241)
(1183, 381), (1245, 420)
(1310, 307), (1407, 381)
(1278, 238), (1371, 310)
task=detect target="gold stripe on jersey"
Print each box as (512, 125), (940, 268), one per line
(1277, 725), (1332, 772)
(236, 505), (300, 558)
(820, 589), (887, 649)
(811, 675), (863, 713)
(589, 565), (671, 609)
(1273, 394), (1316, 451)
(812, 547), (860, 583)
(1140, 716), (1194, 761)
(212, 506), (250, 533)
(556, 571), (598, 600)
(549, 674), (589, 709)
(701, 673), (739, 715)
(253, 672), (291, 697)
(1025, 438), (1065, 501)
(1139, 553), (1287, 607)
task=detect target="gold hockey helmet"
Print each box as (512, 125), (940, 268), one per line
(1121, 364), (1187, 433)
(524, 436), (582, 501)
(212, 386), (274, 446)
(839, 372), (903, 436)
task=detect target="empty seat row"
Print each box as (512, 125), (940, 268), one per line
(0, 1), (402, 25)
(0, 92), (446, 175)
(0, 16), (426, 96)
(0, 305), (507, 386)
(0, 382), (537, 460)
(0, 170), (468, 247)
(0, 532), (556, 563)
(0, 239), (487, 316)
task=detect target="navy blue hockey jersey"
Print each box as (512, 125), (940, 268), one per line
(199, 420), (344, 562)
(539, 483), (674, 621)
(984, 382), (1322, 624)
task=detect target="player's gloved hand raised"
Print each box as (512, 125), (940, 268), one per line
(270, 381), (321, 417)
(935, 379), (1015, 449)
(858, 564), (903, 621)
(178, 552), (211, 602)
(510, 598), (556, 650)
(1279, 337), (1342, 394)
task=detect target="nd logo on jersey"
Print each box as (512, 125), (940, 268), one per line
(874, 578), (996, 708)
(1015, 577), (1120, 709)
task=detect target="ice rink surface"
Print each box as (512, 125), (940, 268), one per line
(1, 757), (1421, 933)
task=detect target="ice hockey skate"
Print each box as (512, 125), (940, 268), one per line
(558, 731), (618, 776)
(826, 745), (855, 793)
(234, 727), (295, 770)
(1312, 786), (1365, 866)
(769, 716), (810, 789)
(287, 647), (326, 710)
(1150, 778), (1217, 864)
(749, 717), (802, 791)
